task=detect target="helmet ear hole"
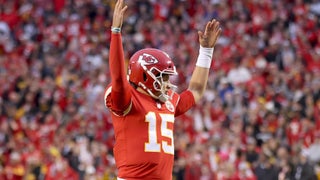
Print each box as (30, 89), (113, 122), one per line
(143, 72), (147, 82)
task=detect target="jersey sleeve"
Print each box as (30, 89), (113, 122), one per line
(107, 33), (131, 115)
(175, 90), (195, 117)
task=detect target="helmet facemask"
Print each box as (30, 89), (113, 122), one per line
(139, 65), (177, 103)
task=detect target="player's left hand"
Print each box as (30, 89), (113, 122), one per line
(198, 19), (222, 48)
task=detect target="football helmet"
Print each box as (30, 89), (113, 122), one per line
(128, 48), (178, 102)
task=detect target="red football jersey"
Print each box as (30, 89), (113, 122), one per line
(105, 85), (194, 179)
(106, 33), (195, 179)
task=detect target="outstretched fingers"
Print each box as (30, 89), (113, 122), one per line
(115, 0), (122, 11)
(112, 0), (128, 28)
(199, 19), (222, 48)
(203, 21), (211, 37)
(213, 20), (221, 34)
(208, 19), (215, 31)
(207, 19), (220, 34)
(116, 0), (127, 13)
(121, 4), (128, 15)
(208, 19), (221, 44)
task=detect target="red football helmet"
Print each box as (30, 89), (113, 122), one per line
(128, 48), (178, 102)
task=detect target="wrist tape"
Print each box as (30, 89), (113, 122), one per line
(111, 27), (121, 33)
(196, 46), (214, 68)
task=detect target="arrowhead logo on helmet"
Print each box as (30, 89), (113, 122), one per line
(138, 53), (159, 65)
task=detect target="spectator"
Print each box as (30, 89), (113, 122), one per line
(254, 152), (279, 180)
(293, 149), (318, 180)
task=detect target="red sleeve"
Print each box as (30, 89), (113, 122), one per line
(175, 90), (195, 117)
(108, 33), (131, 113)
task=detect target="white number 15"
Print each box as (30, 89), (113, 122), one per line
(145, 112), (174, 155)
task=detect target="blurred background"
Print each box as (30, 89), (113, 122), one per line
(0, 0), (320, 179)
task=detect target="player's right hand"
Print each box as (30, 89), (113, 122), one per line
(112, 0), (128, 28)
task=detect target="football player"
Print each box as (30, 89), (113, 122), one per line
(104, 0), (221, 179)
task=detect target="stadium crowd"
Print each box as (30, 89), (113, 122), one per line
(0, 0), (320, 179)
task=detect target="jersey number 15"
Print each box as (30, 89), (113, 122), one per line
(145, 112), (174, 155)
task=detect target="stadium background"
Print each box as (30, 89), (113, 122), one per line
(0, 0), (320, 179)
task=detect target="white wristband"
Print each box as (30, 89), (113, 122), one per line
(111, 27), (121, 33)
(196, 46), (214, 68)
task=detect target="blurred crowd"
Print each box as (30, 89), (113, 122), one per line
(0, 0), (320, 179)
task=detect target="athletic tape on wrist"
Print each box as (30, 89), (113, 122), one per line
(111, 27), (121, 33)
(196, 46), (214, 68)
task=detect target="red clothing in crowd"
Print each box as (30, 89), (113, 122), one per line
(286, 118), (302, 146)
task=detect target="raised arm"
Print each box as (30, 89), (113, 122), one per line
(108, 0), (131, 114)
(188, 19), (221, 103)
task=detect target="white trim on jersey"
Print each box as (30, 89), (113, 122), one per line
(104, 86), (132, 116)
